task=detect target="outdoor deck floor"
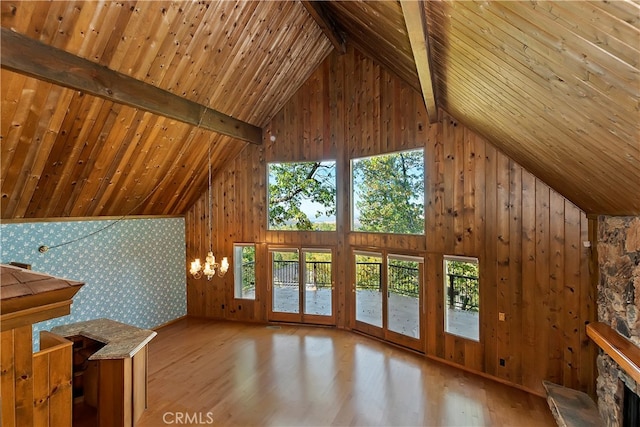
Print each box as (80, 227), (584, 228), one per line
(271, 286), (479, 341)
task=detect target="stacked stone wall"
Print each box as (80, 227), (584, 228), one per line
(596, 216), (640, 426)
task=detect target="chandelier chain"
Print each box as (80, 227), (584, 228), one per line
(188, 132), (228, 280)
(208, 138), (213, 252)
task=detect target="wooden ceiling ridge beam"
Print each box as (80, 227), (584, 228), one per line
(0, 27), (262, 145)
(301, 1), (347, 54)
(400, 0), (438, 124)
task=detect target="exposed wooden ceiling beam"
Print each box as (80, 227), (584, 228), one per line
(301, 1), (346, 54)
(0, 27), (262, 145)
(400, 0), (438, 123)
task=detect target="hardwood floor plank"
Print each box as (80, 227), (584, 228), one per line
(137, 318), (554, 426)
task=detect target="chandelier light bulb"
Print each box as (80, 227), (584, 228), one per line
(203, 261), (215, 280)
(206, 251), (215, 265)
(190, 259), (203, 279)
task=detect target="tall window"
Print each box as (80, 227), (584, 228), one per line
(444, 256), (479, 341)
(267, 161), (336, 231)
(351, 149), (424, 234)
(234, 244), (256, 300)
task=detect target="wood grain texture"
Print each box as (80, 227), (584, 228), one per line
(137, 318), (556, 427)
(132, 348), (148, 424)
(1, 0), (638, 218)
(1, 329), (17, 427)
(324, 0), (421, 93)
(1, 0), (332, 219)
(400, 0), (438, 123)
(0, 28), (262, 145)
(185, 46), (597, 397)
(98, 358), (132, 427)
(587, 322), (640, 385)
(0, 326), (35, 427)
(32, 333), (73, 427)
(425, 0), (640, 215)
(301, 1), (346, 54)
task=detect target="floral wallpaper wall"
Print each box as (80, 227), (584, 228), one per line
(0, 217), (186, 349)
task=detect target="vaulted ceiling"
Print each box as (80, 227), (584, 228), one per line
(1, 1), (638, 219)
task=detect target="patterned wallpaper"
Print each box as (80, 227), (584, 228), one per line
(0, 217), (186, 349)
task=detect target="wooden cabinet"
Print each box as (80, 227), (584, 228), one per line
(51, 319), (156, 427)
(96, 346), (148, 427)
(70, 335), (104, 410)
(0, 264), (84, 427)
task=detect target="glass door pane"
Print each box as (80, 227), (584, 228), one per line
(387, 255), (421, 339)
(303, 249), (332, 316)
(271, 249), (299, 314)
(355, 252), (383, 328)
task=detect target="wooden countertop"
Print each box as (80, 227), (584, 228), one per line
(52, 318), (156, 360)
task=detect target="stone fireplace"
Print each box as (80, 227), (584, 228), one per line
(596, 216), (640, 426)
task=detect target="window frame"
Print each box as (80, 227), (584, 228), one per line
(233, 243), (256, 300)
(350, 148), (425, 235)
(443, 255), (480, 342)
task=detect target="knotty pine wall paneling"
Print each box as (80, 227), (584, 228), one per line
(185, 46), (596, 397)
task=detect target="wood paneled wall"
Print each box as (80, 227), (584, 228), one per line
(0, 327), (72, 427)
(185, 46), (596, 397)
(1, 326), (34, 426)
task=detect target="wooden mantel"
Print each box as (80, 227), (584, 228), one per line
(587, 322), (640, 384)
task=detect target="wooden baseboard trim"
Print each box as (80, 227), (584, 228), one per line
(153, 315), (188, 331)
(424, 354), (545, 398)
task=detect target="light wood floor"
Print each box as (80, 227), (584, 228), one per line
(137, 318), (555, 426)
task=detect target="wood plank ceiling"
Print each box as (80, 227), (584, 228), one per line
(1, 0), (332, 218)
(424, 0), (640, 216)
(1, 1), (639, 219)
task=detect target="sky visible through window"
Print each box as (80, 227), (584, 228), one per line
(268, 161), (337, 230)
(267, 150), (424, 234)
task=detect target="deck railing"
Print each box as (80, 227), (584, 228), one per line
(446, 273), (479, 311)
(271, 260), (332, 288)
(241, 261), (256, 292)
(355, 262), (420, 298)
(270, 261), (478, 306)
(354, 262), (382, 291)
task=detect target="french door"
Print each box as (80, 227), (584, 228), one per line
(353, 250), (424, 351)
(268, 247), (335, 325)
